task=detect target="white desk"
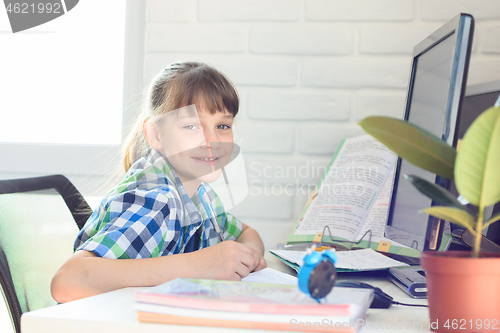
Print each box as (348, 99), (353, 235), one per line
(21, 253), (430, 333)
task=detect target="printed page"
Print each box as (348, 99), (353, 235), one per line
(356, 167), (395, 242)
(294, 135), (397, 241)
(335, 248), (409, 270)
(357, 168), (414, 250)
(269, 249), (409, 271)
(269, 250), (304, 267)
(241, 267), (297, 285)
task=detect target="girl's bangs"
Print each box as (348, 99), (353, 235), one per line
(171, 66), (239, 116)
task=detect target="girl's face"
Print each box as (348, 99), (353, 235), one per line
(146, 105), (235, 186)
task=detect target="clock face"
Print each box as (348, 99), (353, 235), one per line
(308, 259), (337, 299)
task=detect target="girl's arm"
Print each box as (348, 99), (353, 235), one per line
(51, 240), (259, 303)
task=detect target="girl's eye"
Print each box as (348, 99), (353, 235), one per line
(217, 124), (231, 130)
(184, 125), (199, 130)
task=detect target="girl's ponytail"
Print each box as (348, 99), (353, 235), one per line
(121, 110), (150, 172)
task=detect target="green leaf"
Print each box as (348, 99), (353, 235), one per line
(422, 206), (476, 232)
(359, 116), (456, 179)
(404, 174), (475, 216)
(455, 106), (500, 207)
(484, 212), (500, 230)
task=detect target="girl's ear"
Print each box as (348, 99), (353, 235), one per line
(143, 118), (163, 151)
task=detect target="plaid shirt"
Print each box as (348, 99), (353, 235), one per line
(74, 149), (243, 259)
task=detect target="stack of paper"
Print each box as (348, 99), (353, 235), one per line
(134, 277), (373, 332)
(269, 248), (409, 272)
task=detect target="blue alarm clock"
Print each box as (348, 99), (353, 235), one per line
(298, 249), (337, 301)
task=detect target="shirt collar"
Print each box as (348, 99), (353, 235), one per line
(147, 149), (204, 224)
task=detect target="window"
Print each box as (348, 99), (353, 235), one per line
(0, 1), (126, 144)
(0, 1), (144, 196)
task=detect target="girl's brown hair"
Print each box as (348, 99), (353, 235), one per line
(121, 61), (239, 172)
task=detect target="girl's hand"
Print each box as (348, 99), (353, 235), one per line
(245, 243), (267, 272)
(233, 222), (266, 273)
(186, 240), (262, 280)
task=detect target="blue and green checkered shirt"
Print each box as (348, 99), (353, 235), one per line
(74, 149), (243, 259)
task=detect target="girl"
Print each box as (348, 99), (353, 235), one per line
(51, 61), (266, 303)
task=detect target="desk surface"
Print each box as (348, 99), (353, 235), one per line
(21, 252), (430, 333)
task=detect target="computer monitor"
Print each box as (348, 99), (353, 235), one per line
(449, 80), (500, 246)
(384, 13), (475, 251)
(461, 80), (500, 135)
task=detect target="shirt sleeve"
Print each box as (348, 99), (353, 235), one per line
(75, 190), (171, 259)
(222, 212), (243, 241)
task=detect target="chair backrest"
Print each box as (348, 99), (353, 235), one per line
(0, 175), (92, 333)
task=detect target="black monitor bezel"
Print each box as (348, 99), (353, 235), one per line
(385, 13), (474, 251)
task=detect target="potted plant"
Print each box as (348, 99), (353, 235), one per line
(359, 103), (500, 333)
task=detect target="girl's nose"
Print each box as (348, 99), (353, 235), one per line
(202, 128), (220, 147)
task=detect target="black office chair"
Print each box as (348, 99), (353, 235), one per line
(0, 175), (92, 333)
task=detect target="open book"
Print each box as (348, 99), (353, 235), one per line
(270, 248), (409, 273)
(134, 277), (373, 332)
(285, 135), (421, 258)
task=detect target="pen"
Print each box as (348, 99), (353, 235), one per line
(198, 186), (224, 243)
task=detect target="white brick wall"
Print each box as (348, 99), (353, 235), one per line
(305, 0), (415, 21)
(359, 25), (441, 54)
(356, 92), (407, 120)
(421, 0), (500, 21)
(483, 25), (500, 53)
(146, 0), (195, 23)
(227, 185), (295, 219)
(143, 0), (500, 249)
(467, 58), (500, 85)
(301, 59), (411, 88)
(236, 121), (295, 153)
(247, 90), (351, 120)
(145, 55), (298, 86)
(198, 0), (300, 22)
(250, 26), (354, 55)
(146, 25), (245, 53)
(299, 124), (366, 155)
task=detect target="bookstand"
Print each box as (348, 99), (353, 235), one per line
(317, 225), (373, 250)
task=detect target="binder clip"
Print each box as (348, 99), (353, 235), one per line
(298, 246), (337, 302)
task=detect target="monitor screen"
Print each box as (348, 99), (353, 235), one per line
(385, 14), (474, 251)
(461, 81), (500, 140)
(450, 81), (500, 246)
